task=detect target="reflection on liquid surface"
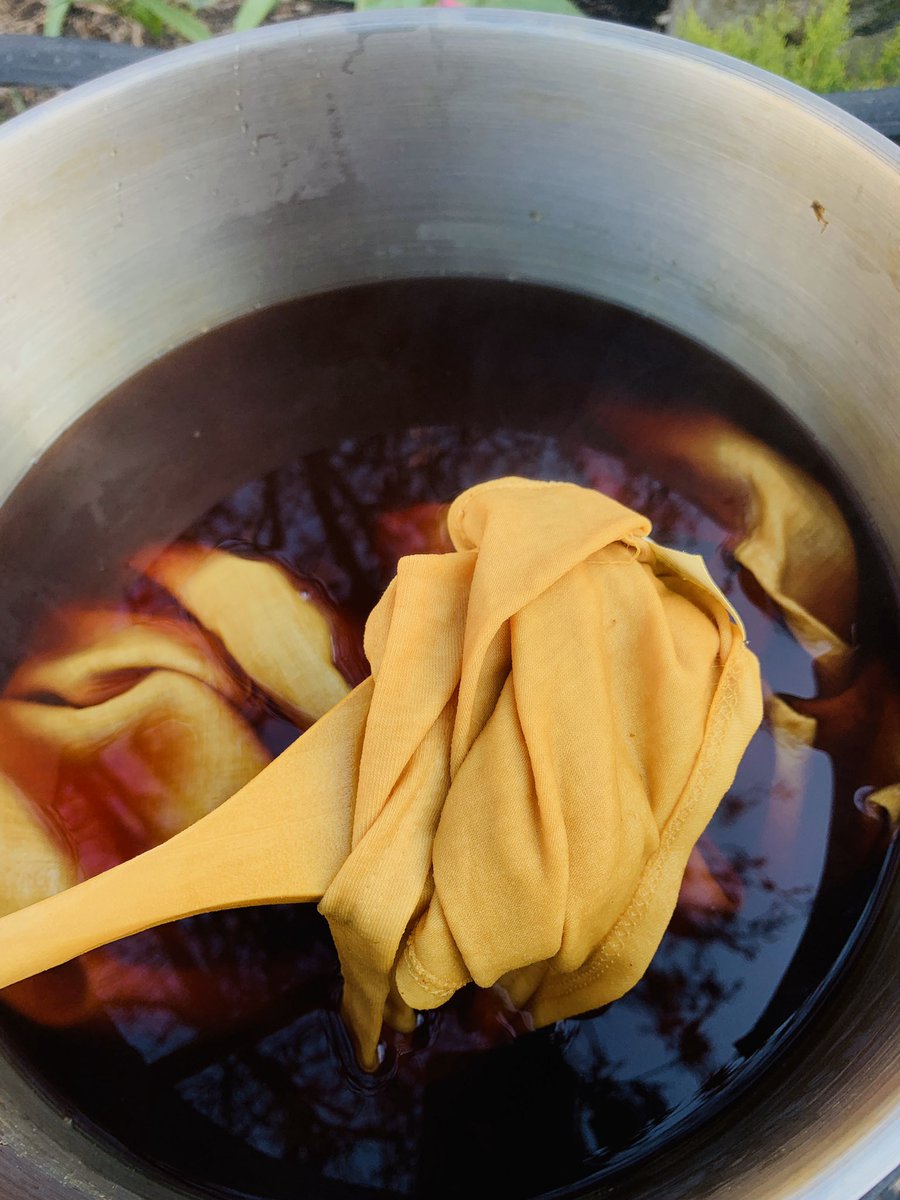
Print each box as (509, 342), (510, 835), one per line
(1, 367), (896, 1197)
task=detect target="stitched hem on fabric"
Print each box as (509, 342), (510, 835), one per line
(401, 938), (458, 1000)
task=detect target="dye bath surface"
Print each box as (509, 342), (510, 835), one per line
(0, 283), (896, 1200)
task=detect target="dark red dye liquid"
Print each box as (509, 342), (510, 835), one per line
(0, 284), (896, 1200)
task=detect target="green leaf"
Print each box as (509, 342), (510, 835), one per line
(124, 0), (166, 37)
(793, 0), (851, 91)
(876, 24), (900, 86)
(233, 0), (280, 30)
(133, 0), (212, 40)
(673, 0), (871, 92)
(44, 0), (73, 37)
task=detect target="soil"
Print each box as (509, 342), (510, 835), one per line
(0, 0), (345, 121)
(0, 82), (58, 119)
(0, 0), (678, 123)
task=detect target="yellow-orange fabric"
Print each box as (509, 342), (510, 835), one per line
(0, 478), (762, 1067)
(601, 408), (857, 686)
(600, 409), (899, 825)
(0, 565), (350, 923)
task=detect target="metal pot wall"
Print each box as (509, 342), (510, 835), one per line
(0, 12), (898, 1200)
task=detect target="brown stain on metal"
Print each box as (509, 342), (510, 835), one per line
(811, 200), (829, 232)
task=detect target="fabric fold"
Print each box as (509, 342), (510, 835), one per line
(319, 479), (761, 1064)
(0, 478), (763, 1069)
(597, 407), (899, 829)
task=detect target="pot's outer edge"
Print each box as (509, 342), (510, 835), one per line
(2, 12), (899, 155)
(0, 13), (898, 529)
(0, 12), (898, 1200)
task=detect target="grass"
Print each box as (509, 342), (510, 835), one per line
(34, 0), (579, 42)
(42, 0), (266, 41)
(21, 0), (900, 88)
(675, 0), (900, 91)
(3, 0), (897, 96)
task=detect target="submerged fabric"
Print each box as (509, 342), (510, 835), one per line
(599, 408), (899, 825)
(0, 478), (762, 1067)
(601, 407), (858, 684)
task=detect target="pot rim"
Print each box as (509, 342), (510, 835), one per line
(0, 12), (897, 1200)
(2, 8), (899, 169)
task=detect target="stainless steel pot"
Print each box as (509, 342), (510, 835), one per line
(0, 12), (898, 1200)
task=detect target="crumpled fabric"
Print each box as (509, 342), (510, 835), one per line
(599, 407), (899, 826)
(0, 478), (762, 1068)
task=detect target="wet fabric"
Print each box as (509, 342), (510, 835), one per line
(0, 478), (762, 1067)
(600, 408), (899, 827)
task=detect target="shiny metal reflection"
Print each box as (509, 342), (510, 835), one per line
(0, 12), (898, 1200)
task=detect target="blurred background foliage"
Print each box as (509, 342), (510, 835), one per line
(1, 0), (898, 123)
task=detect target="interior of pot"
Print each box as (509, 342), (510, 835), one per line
(0, 12), (898, 1200)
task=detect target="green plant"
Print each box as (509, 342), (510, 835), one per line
(675, 0), (900, 91)
(44, 0), (212, 41)
(0, 88), (30, 123)
(44, 0), (72, 37)
(854, 18), (900, 87)
(129, 0), (212, 39)
(233, 0), (280, 32)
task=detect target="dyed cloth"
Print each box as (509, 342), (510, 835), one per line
(0, 478), (762, 1067)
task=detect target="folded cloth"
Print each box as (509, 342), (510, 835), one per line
(598, 408), (899, 827)
(598, 407), (858, 688)
(0, 561), (350, 896)
(0, 478), (762, 1067)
